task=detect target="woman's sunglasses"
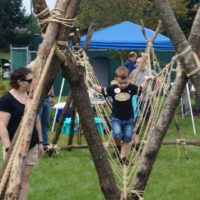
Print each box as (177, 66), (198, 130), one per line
(21, 79), (33, 84)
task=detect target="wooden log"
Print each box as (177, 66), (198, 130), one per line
(2, 1), (81, 199)
(59, 139), (200, 150)
(82, 23), (96, 51)
(67, 101), (76, 151)
(173, 116), (189, 159)
(130, 2), (200, 199)
(60, 59), (121, 199)
(48, 94), (72, 156)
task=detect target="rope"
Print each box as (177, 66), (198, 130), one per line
(176, 139), (186, 160)
(44, 144), (60, 154)
(35, 8), (76, 32)
(186, 52), (200, 77)
(129, 190), (144, 200)
(0, 43), (57, 198)
(58, 38), (183, 198)
(84, 41), (174, 198)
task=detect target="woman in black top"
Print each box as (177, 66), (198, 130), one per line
(0, 67), (44, 200)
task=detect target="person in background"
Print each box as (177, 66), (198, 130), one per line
(89, 66), (152, 165)
(0, 67), (44, 200)
(124, 51), (137, 73)
(39, 86), (55, 148)
(131, 56), (160, 143)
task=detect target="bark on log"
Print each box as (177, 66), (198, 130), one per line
(2, 1), (81, 199)
(67, 102), (76, 151)
(82, 23), (96, 51)
(48, 94), (72, 156)
(61, 61), (121, 200)
(188, 8), (200, 112)
(173, 116), (189, 159)
(33, 1), (121, 199)
(60, 140), (200, 150)
(129, 1), (200, 199)
(4, 1), (120, 199)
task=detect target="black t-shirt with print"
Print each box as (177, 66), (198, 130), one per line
(0, 92), (38, 149)
(104, 84), (139, 120)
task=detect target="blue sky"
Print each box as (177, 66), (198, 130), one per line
(22, 0), (56, 14)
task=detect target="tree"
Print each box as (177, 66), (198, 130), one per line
(77, 0), (159, 33)
(129, 2), (200, 198)
(0, 0), (35, 49)
(1, 0), (120, 199)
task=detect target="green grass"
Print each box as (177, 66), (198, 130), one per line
(30, 116), (200, 200)
(1, 71), (200, 199)
(0, 51), (10, 60)
(17, 116), (200, 200)
(145, 145), (200, 200)
(29, 149), (104, 200)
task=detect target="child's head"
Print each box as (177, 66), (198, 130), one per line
(128, 51), (137, 62)
(136, 57), (143, 67)
(115, 66), (130, 89)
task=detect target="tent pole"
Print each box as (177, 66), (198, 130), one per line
(51, 78), (65, 131)
(186, 83), (196, 135)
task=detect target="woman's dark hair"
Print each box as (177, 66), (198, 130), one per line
(10, 67), (32, 89)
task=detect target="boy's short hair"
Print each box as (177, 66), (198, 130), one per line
(128, 51), (137, 58)
(115, 66), (130, 79)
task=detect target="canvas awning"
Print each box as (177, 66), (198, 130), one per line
(80, 21), (174, 51)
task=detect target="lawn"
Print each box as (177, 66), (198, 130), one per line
(4, 115), (198, 200)
(0, 59), (200, 199)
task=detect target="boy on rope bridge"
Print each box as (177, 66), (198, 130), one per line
(88, 66), (153, 165)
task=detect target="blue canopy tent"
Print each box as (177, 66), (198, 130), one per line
(80, 21), (174, 51)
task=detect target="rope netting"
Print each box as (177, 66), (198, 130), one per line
(71, 41), (191, 199)
(2, 10), (200, 197)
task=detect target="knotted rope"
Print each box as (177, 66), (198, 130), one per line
(35, 8), (76, 33)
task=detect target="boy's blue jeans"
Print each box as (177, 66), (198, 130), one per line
(111, 117), (134, 142)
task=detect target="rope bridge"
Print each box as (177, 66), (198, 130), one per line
(71, 42), (181, 199)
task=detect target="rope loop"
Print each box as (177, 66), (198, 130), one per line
(35, 8), (76, 33)
(186, 52), (200, 78)
(45, 144), (60, 154)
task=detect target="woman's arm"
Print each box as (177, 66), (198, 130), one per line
(0, 111), (11, 150)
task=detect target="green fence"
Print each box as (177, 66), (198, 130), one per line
(10, 46), (30, 69)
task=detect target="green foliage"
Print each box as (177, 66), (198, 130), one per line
(170, 0), (198, 37)
(77, 0), (198, 38)
(0, 79), (10, 96)
(77, 0), (159, 34)
(0, 0), (39, 50)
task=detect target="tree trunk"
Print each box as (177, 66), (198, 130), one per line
(130, 1), (200, 198)
(2, 1), (81, 199)
(61, 61), (121, 200)
(67, 102), (76, 151)
(2, 1), (121, 199)
(82, 23), (96, 51)
(188, 8), (200, 113)
(48, 94), (72, 156)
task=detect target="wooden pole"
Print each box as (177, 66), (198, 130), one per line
(173, 116), (189, 159)
(129, 2), (200, 199)
(67, 101), (76, 151)
(48, 94), (72, 156)
(0, 1), (81, 199)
